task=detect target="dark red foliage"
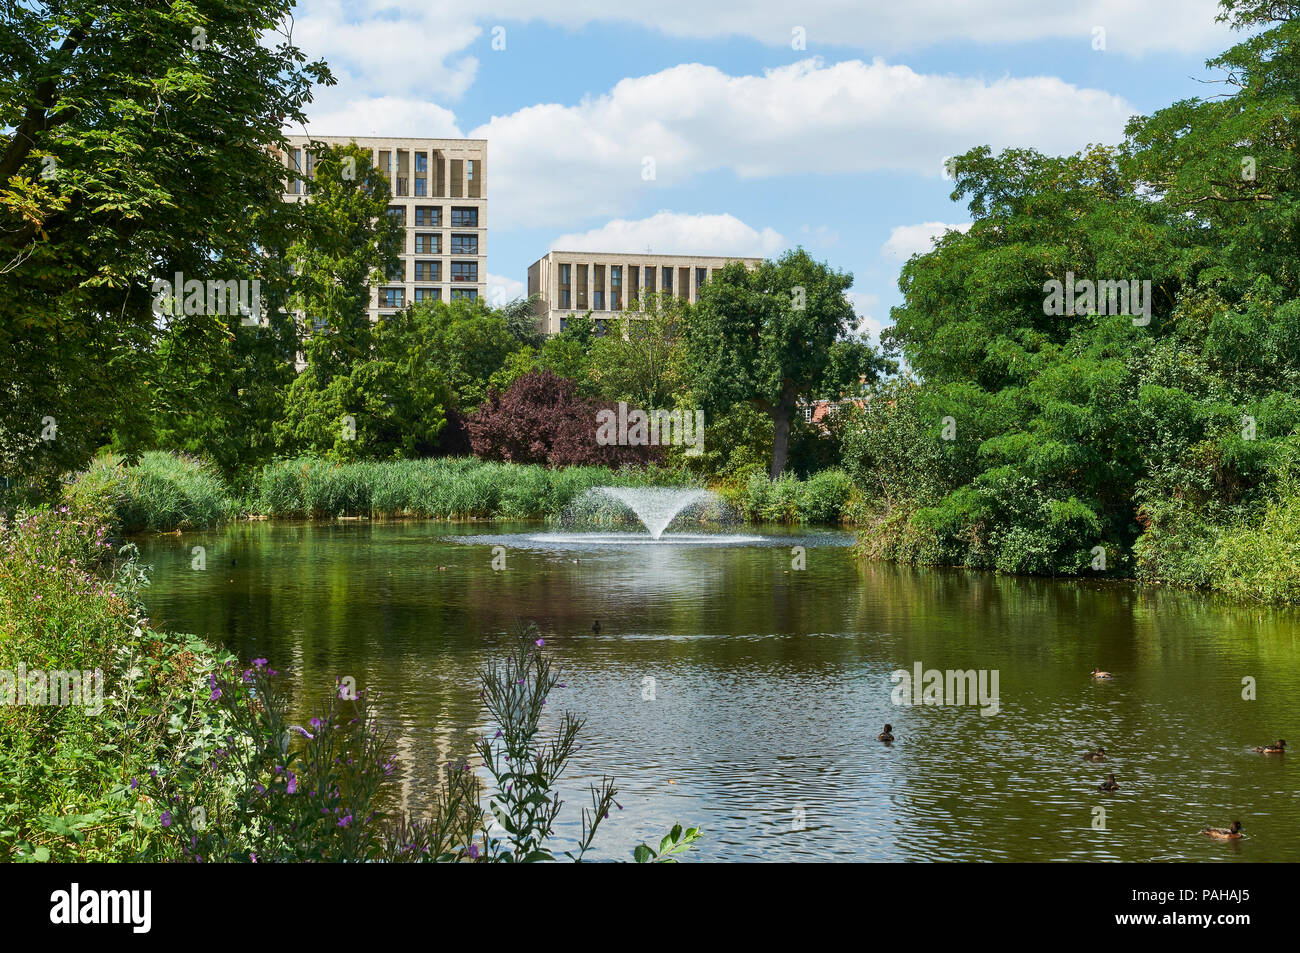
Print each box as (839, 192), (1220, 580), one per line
(467, 370), (659, 467)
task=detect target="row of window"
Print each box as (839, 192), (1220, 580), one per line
(385, 261), (478, 282)
(389, 160), (474, 197)
(379, 287), (478, 308)
(409, 234), (479, 254)
(555, 264), (712, 310)
(288, 148), (480, 196)
(388, 206), (479, 228)
(385, 156), (477, 198)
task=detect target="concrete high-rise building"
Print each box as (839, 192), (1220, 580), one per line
(281, 136), (487, 321)
(526, 251), (763, 335)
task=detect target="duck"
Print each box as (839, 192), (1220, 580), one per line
(1254, 739), (1286, 754)
(1082, 747), (1107, 762)
(877, 723), (894, 743)
(1098, 774), (1120, 792)
(1091, 668), (1113, 679)
(591, 620), (601, 634)
(1199, 820), (1243, 840)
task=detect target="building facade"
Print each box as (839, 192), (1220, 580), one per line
(526, 251), (762, 335)
(281, 136), (487, 320)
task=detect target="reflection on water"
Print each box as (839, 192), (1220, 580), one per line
(137, 521), (1300, 861)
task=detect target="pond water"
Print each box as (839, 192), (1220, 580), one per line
(136, 520), (1299, 861)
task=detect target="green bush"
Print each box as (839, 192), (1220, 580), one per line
(63, 453), (233, 533)
(0, 505), (234, 861)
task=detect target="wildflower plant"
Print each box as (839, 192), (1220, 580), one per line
(147, 623), (699, 863)
(473, 626), (617, 862)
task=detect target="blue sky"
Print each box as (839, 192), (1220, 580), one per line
(286, 0), (1239, 342)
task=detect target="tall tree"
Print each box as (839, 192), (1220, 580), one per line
(686, 248), (891, 477)
(277, 143), (405, 458)
(0, 0), (331, 495)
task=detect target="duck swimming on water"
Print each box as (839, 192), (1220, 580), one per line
(1098, 774), (1120, 792)
(1254, 739), (1286, 754)
(877, 724), (894, 743)
(1200, 820), (1243, 840)
(1082, 747), (1107, 762)
(1091, 668), (1113, 679)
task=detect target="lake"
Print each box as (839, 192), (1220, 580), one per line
(136, 520), (1299, 861)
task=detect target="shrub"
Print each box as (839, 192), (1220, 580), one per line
(0, 505), (233, 861)
(467, 370), (659, 467)
(798, 468), (855, 524)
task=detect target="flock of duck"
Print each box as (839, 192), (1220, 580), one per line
(873, 667), (1287, 843)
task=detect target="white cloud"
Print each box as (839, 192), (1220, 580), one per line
(881, 221), (972, 261)
(289, 96), (464, 139)
(847, 291), (886, 344)
(550, 211), (785, 257)
(487, 273), (526, 307)
(294, 1), (481, 102)
(468, 58), (1137, 229)
(300, 2), (1227, 63)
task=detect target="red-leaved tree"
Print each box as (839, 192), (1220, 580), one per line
(467, 370), (658, 466)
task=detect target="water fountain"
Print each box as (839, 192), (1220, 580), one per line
(589, 487), (713, 539)
(529, 486), (761, 545)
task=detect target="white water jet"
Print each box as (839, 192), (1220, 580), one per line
(593, 487), (713, 539)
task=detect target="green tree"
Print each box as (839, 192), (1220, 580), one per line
(0, 0), (330, 496)
(588, 291), (689, 409)
(277, 143), (405, 457)
(686, 248), (891, 477)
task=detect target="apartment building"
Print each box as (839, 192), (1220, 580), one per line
(526, 251), (762, 335)
(281, 136), (487, 320)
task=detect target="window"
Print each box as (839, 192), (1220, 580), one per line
(450, 233), (478, 254)
(415, 206), (440, 226)
(696, 267), (707, 291)
(559, 264), (571, 284)
(387, 206), (405, 226)
(289, 149), (303, 194)
(414, 233), (439, 254)
(414, 288), (439, 303)
(643, 266), (655, 293)
(451, 288), (477, 301)
(466, 160), (475, 181)
(380, 287), (404, 309)
(593, 290), (604, 310)
(415, 154), (428, 174)
(561, 290), (571, 308)
(611, 266), (622, 310)
(395, 177), (408, 196)
(415, 177), (426, 197)
(451, 261), (477, 282)
(415, 260), (440, 282)
(450, 206), (478, 227)
(385, 261), (405, 282)
(662, 266), (673, 293)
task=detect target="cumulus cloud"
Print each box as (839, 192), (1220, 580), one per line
(550, 211), (784, 257)
(468, 58), (1137, 228)
(299, 2), (1228, 62)
(881, 221), (973, 261)
(293, 1), (481, 101)
(487, 273), (527, 307)
(289, 96), (464, 139)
